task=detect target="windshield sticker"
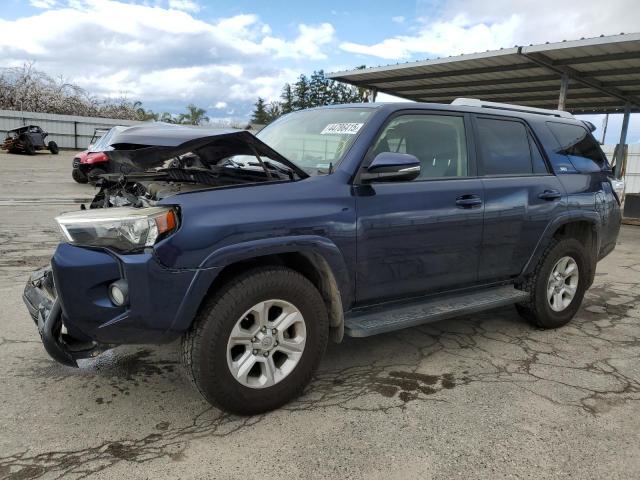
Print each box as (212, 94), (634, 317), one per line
(320, 123), (363, 135)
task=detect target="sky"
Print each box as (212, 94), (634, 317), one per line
(0, 0), (639, 142)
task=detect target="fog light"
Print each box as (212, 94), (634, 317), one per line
(108, 279), (129, 306)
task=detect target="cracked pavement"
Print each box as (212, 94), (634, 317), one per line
(1, 151), (639, 479)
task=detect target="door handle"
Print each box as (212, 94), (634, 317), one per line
(455, 194), (482, 208)
(538, 189), (562, 201)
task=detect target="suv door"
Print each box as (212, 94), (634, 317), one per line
(472, 115), (567, 282)
(354, 112), (484, 304)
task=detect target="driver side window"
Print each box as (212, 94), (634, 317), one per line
(371, 114), (468, 180)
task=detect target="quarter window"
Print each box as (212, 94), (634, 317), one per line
(546, 122), (607, 166)
(370, 114), (468, 179)
(476, 118), (534, 175)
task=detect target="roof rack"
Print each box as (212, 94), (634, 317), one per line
(451, 98), (575, 119)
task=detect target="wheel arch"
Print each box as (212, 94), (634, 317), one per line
(521, 212), (601, 283)
(176, 236), (351, 343)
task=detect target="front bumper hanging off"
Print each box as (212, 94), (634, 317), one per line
(22, 266), (109, 367)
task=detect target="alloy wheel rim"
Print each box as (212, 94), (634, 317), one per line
(226, 299), (306, 389)
(547, 256), (579, 312)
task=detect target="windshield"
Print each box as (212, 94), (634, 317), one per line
(255, 107), (374, 175)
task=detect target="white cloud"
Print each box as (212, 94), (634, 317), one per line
(0, 0), (335, 117)
(262, 23), (335, 59)
(168, 0), (200, 12)
(341, 14), (520, 60)
(340, 0), (640, 60)
(29, 0), (56, 8)
(391, 16), (405, 24)
(214, 101), (228, 109)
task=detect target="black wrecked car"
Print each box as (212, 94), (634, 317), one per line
(2, 125), (59, 155)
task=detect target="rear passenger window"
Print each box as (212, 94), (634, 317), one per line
(546, 122), (607, 167)
(476, 118), (535, 175)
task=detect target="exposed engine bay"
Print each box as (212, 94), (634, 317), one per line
(90, 162), (293, 209)
(84, 125), (306, 209)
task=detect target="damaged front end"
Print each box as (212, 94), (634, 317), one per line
(23, 267), (109, 367)
(23, 124), (304, 366)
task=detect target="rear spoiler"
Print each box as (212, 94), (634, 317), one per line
(582, 120), (597, 132)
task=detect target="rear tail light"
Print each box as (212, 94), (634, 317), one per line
(610, 178), (625, 205)
(86, 152), (108, 164)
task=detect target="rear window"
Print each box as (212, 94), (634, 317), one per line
(476, 117), (540, 175)
(546, 122), (607, 168)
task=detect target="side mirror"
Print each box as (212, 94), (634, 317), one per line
(360, 152), (421, 183)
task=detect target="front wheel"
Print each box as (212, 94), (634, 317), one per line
(516, 238), (589, 328)
(87, 167), (106, 184)
(48, 141), (59, 154)
(72, 167), (88, 183)
(181, 267), (329, 415)
(23, 138), (36, 155)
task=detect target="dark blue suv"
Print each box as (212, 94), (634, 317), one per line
(23, 100), (622, 414)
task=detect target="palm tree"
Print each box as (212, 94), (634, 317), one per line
(179, 104), (209, 125)
(159, 112), (177, 124)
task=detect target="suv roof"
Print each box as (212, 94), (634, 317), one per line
(311, 101), (596, 131)
(7, 125), (41, 133)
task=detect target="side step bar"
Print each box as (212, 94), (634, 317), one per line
(344, 285), (528, 337)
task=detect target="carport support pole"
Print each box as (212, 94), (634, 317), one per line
(368, 87), (378, 103)
(614, 103), (631, 179)
(557, 74), (569, 111)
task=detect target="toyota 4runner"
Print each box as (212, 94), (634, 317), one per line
(23, 100), (622, 414)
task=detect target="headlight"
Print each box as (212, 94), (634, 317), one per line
(56, 207), (178, 252)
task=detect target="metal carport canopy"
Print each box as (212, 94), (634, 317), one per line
(327, 33), (640, 114)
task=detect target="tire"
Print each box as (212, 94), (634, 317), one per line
(87, 167), (106, 184)
(516, 238), (589, 328)
(48, 141), (59, 154)
(23, 139), (36, 155)
(72, 167), (88, 183)
(181, 267), (329, 415)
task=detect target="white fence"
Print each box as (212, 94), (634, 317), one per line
(0, 109), (141, 150)
(602, 144), (640, 194)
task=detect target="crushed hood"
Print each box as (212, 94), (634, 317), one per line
(105, 123), (308, 178)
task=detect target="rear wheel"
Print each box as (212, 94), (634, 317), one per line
(516, 238), (589, 328)
(48, 141), (59, 154)
(181, 267), (329, 415)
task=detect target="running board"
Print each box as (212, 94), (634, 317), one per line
(344, 285), (528, 337)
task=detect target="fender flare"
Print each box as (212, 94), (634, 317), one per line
(201, 235), (350, 297)
(520, 211), (601, 278)
(169, 235), (351, 340)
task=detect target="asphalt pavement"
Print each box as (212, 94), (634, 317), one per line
(1, 151), (639, 479)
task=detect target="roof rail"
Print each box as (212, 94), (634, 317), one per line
(451, 98), (575, 119)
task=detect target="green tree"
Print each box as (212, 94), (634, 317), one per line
(280, 83), (294, 114)
(265, 102), (282, 123)
(309, 70), (328, 107)
(251, 97), (269, 124)
(251, 66), (369, 125)
(133, 101), (158, 121)
(179, 104), (209, 125)
(293, 74), (310, 110)
(159, 112), (177, 123)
